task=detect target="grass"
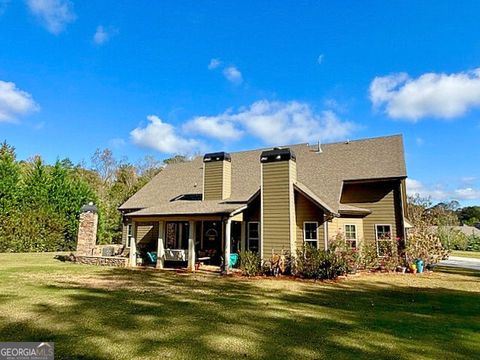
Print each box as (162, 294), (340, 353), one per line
(0, 253), (479, 360)
(451, 250), (480, 259)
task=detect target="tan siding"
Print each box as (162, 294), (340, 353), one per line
(328, 217), (364, 246)
(203, 161), (223, 200)
(340, 181), (403, 244)
(262, 161), (293, 255)
(295, 192), (325, 250)
(135, 221), (159, 245)
(223, 160), (232, 199)
(204, 161), (231, 200)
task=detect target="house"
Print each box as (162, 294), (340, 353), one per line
(119, 134), (408, 270)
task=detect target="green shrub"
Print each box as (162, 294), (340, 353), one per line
(239, 251), (262, 276)
(466, 235), (480, 251)
(294, 244), (348, 280)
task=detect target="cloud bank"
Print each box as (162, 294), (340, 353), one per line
(370, 68), (480, 121)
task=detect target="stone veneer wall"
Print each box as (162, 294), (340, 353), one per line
(76, 211), (98, 256)
(75, 255), (128, 267)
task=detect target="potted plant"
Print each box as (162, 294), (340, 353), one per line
(409, 263), (417, 274)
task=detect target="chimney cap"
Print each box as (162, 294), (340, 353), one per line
(203, 152), (231, 162)
(260, 147), (296, 163)
(80, 203), (98, 213)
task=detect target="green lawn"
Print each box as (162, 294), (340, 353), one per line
(451, 250), (480, 259)
(0, 253), (479, 360)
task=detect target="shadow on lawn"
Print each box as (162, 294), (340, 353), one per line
(0, 268), (479, 360)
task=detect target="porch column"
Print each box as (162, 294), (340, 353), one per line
(224, 218), (232, 273)
(156, 221), (165, 269)
(188, 220), (195, 272)
(129, 221), (137, 267)
(324, 215), (329, 250)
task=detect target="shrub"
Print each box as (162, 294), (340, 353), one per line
(239, 251), (262, 276)
(437, 226), (468, 250)
(294, 244), (348, 280)
(377, 238), (402, 272)
(329, 234), (361, 273)
(466, 235), (480, 251)
(406, 226), (448, 265)
(359, 240), (380, 270)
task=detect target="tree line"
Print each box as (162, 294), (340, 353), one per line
(0, 141), (185, 252)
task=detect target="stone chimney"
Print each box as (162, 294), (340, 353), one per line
(203, 152), (232, 200)
(260, 148), (297, 258)
(76, 202), (98, 256)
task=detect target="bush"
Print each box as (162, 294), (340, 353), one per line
(239, 251), (262, 276)
(406, 226), (448, 265)
(466, 235), (480, 251)
(437, 226), (469, 250)
(294, 244), (348, 280)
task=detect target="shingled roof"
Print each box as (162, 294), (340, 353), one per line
(120, 134), (406, 215)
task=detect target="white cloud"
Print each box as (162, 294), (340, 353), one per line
(317, 54), (324, 64)
(0, 80), (38, 122)
(370, 69), (480, 121)
(415, 137), (424, 146)
(26, 0), (76, 34)
(223, 66), (243, 84)
(184, 100), (355, 145)
(453, 188), (480, 200)
(407, 178), (480, 201)
(183, 115), (243, 142)
(93, 25), (116, 45)
(130, 115), (203, 154)
(208, 58), (221, 70)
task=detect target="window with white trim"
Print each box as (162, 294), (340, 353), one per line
(344, 224), (357, 248)
(375, 224), (392, 257)
(248, 222), (260, 253)
(303, 222), (318, 249)
(126, 223), (133, 248)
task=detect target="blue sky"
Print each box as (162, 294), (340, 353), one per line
(1, 0), (480, 205)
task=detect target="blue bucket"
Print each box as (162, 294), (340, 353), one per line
(416, 259), (424, 273)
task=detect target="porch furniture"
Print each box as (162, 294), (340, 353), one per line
(146, 252), (157, 264)
(164, 249), (188, 262)
(229, 253), (239, 269)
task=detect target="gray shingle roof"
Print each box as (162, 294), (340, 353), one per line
(120, 134), (406, 214)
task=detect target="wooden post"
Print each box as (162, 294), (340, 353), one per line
(224, 218), (232, 273)
(129, 221), (137, 267)
(188, 220), (195, 271)
(156, 221), (165, 269)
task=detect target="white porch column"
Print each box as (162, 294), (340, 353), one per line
(156, 221), (165, 269)
(129, 221), (137, 267)
(187, 221), (195, 272)
(224, 218), (232, 273)
(324, 215), (329, 250)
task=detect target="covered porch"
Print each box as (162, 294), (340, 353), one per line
(125, 213), (245, 272)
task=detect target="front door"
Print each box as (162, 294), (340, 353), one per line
(203, 221), (222, 264)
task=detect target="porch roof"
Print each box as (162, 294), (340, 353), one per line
(126, 200), (245, 217)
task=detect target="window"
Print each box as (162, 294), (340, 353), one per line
(248, 222), (260, 253)
(126, 223), (133, 247)
(375, 224), (392, 257)
(344, 224), (357, 248)
(303, 222), (318, 248)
